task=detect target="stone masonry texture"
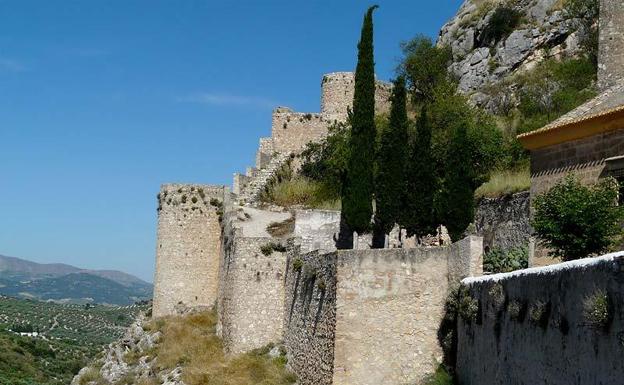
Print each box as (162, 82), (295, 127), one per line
(598, 0), (624, 91)
(474, 191), (530, 254)
(283, 236), (483, 385)
(529, 128), (624, 265)
(217, 236), (287, 354)
(457, 254), (624, 385)
(152, 184), (225, 318)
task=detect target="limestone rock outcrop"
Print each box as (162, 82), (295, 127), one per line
(438, 0), (590, 110)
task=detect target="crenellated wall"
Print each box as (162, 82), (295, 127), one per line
(152, 184), (225, 318)
(283, 236), (483, 385)
(269, 72), (392, 156)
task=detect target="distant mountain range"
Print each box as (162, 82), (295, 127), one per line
(0, 254), (152, 305)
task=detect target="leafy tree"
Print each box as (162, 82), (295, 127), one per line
(400, 35), (452, 106)
(372, 76), (408, 247)
(341, 5), (379, 240)
(533, 175), (624, 261)
(299, 121), (350, 199)
(401, 105), (437, 239)
(436, 123), (476, 242)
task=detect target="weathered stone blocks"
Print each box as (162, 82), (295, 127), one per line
(284, 236), (483, 385)
(152, 184), (225, 318)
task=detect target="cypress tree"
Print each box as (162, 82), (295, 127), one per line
(372, 76), (408, 248)
(341, 5), (379, 241)
(401, 105), (437, 239)
(436, 122), (475, 242)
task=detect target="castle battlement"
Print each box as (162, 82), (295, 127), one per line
(152, 70), (483, 384)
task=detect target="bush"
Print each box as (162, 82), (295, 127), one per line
(583, 289), (611, 329)
(479, 6), (523, 45)
(529, 300), (550, 328)
(483, 246), (528, 273)
(292, 258), (303, 271)
(533, 176), (624, 261)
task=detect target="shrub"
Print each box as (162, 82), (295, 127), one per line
(507, 300), (522, 321)
(316, 279), (326, 291)
(292, 258), (303, 271)
(583, 289), (611, 329)
(479, 6), (523, 45)
(191, 196), (198, 204)
(533, 176), (624, 261)
(488, 283), (506, 310)
(529, 300), (550, 328)
(260, 244), (274, 256)
(483, 246), (529, 273)
(260, 242), (286, 256)
(181, 195), (187, 204)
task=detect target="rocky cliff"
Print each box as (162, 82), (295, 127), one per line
(438, 0), (595, 109)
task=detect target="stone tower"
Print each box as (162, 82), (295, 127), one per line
(598, 0), (624, 91)
(152, 184), (225, 318)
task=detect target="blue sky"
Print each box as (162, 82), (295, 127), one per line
(0, 0), (463, 282)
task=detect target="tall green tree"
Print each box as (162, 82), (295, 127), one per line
(436, 122), (475, 242)
(372, 76), (408, 248)
(401, 105), (437, 239)
(340, 5), (379, 244)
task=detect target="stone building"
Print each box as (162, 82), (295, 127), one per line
(518, 0), (624, 266)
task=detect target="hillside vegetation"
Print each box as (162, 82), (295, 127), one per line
(73, 310), (296, 385)
(0, 296), (147, 385)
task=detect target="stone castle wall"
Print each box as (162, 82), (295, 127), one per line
(152, 184), (225, 318)
(294, 209), (341, 254)
(320, 72), (392, 121)
(271, 111), (327, 155)
(598, 0), (624, 91)
(284, 236), (483, 385)
(457, 252), (624, 385)
(270, 72), (392, 156)
(474, 191), (531, 254)
(217, 236), (287, 354)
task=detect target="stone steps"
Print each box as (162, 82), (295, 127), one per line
(237, 153), (290, 206)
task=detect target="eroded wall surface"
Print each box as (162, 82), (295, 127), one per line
(218, 235), (287, 354)
(457, 253), (624, 385)
(474, 191), (530, 254)
(152, 184), (224, 318)
(284, 236), (483, 385)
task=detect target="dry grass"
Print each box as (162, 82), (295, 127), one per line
(475, 168), (530, 199)
(266, 216), (295, 238)
(78, 367), (108, 385)
(263, 177), (341, 210)
(149, 311), (296, 385)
